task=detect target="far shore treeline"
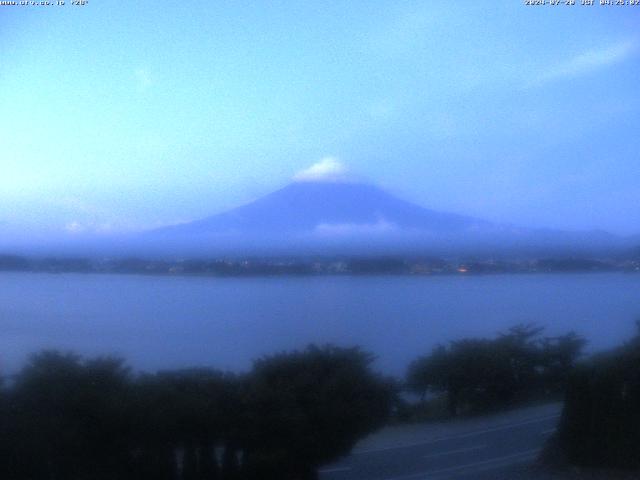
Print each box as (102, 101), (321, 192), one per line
(1, 323), (639, 479)
(1, 252), (639, 277)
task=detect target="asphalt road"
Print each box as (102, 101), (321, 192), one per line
(319, 403), (562, 480)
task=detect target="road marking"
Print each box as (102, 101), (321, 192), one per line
(383, 448), (540, 480)
(422, 444), (486, 460)
(318, 466), (352, 474)
(354, 413), (560, 455)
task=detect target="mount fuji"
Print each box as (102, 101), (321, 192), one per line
(147, 160), (622, 256)
(152, 181), (489, 238)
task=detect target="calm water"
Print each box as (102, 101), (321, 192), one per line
(1, 272), (639, 376)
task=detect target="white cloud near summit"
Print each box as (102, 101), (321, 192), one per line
(293, 157), (351, 183)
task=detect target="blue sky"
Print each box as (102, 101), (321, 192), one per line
(1, 1), (639, 238)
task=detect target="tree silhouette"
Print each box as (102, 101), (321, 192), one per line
(540, 331), (587, 396)
(242, 345), (395, 479)
(130, 368), (239, 479)
(6, 351), (133, 479)
(556, 323), (640, 470)
(0, 344), (420, 479)
(407, 325), (585, 416)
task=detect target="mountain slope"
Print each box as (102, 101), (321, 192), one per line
(145, 180), (628, 256)
(152, 181), (488, 236)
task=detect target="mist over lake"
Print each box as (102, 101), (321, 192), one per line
(2, 272), (638, 376)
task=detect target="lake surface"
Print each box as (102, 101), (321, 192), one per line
(1, 272), (639, 376)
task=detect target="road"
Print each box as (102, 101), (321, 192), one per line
(319, 403), (562, 480)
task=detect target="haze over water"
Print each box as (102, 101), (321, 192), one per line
(2, 272), (638, 376)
